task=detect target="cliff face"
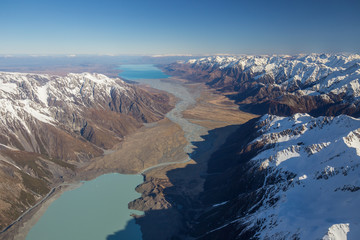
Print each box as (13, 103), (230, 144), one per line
(163, 54), (360, 117)
(0, 71), (171, 231)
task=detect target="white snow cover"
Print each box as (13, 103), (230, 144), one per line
(187, 54), (360, 100)
(323, 224), (350, 240)
(0, 71), (132, 137)
(247, 113), (360, 239)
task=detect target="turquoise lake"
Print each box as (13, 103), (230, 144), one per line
(118, 64), (170, 80)
(26, 174), (143, 240)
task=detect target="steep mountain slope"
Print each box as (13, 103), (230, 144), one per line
(163, 54), (360, 116)
(190, 114), (360, 240)
(0, 72), (170, 154)
(0, 71), (171, 231)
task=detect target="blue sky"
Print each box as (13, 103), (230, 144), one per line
(1, 0), (359, 55)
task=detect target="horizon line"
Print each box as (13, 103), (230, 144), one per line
(1, 52), (359, 58)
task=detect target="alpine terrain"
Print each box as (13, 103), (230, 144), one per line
(1, 0), (358, 239)
(1, 53), (360, 240)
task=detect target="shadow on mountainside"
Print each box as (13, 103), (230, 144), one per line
(106, 219), (142, 240)
(129, 120), (261, 240)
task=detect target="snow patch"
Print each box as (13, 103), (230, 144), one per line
(212, 201), (228, 207)
(322, 224), (350, 240)
(298, 174), (307, 181)
(37, 84), (49, 105)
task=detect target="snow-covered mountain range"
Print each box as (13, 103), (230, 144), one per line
(0, 71), (168, 154)
(190, 114), (360, 240)
(164, 54), (360, 116)
(0, 72), (126, 148)
(248, 113), (360, 239)
(186, 54), (360, 98)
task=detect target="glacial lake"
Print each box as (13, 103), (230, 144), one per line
(118, 64), (170, 80)
(26, 174), (144, 240)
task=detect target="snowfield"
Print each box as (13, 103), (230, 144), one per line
(247, 113), (360, 239)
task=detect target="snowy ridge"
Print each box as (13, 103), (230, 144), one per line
(0, 72), (133, 147)
(323, 224), (350, 240)
(186, 54), (360, 100)
(245, 113), (360, 239)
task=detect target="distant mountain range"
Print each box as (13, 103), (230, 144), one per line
(164, 53), (360, 116)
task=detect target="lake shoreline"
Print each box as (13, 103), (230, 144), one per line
(1, 183), (81, 240)
(25, 173), (144, 240)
